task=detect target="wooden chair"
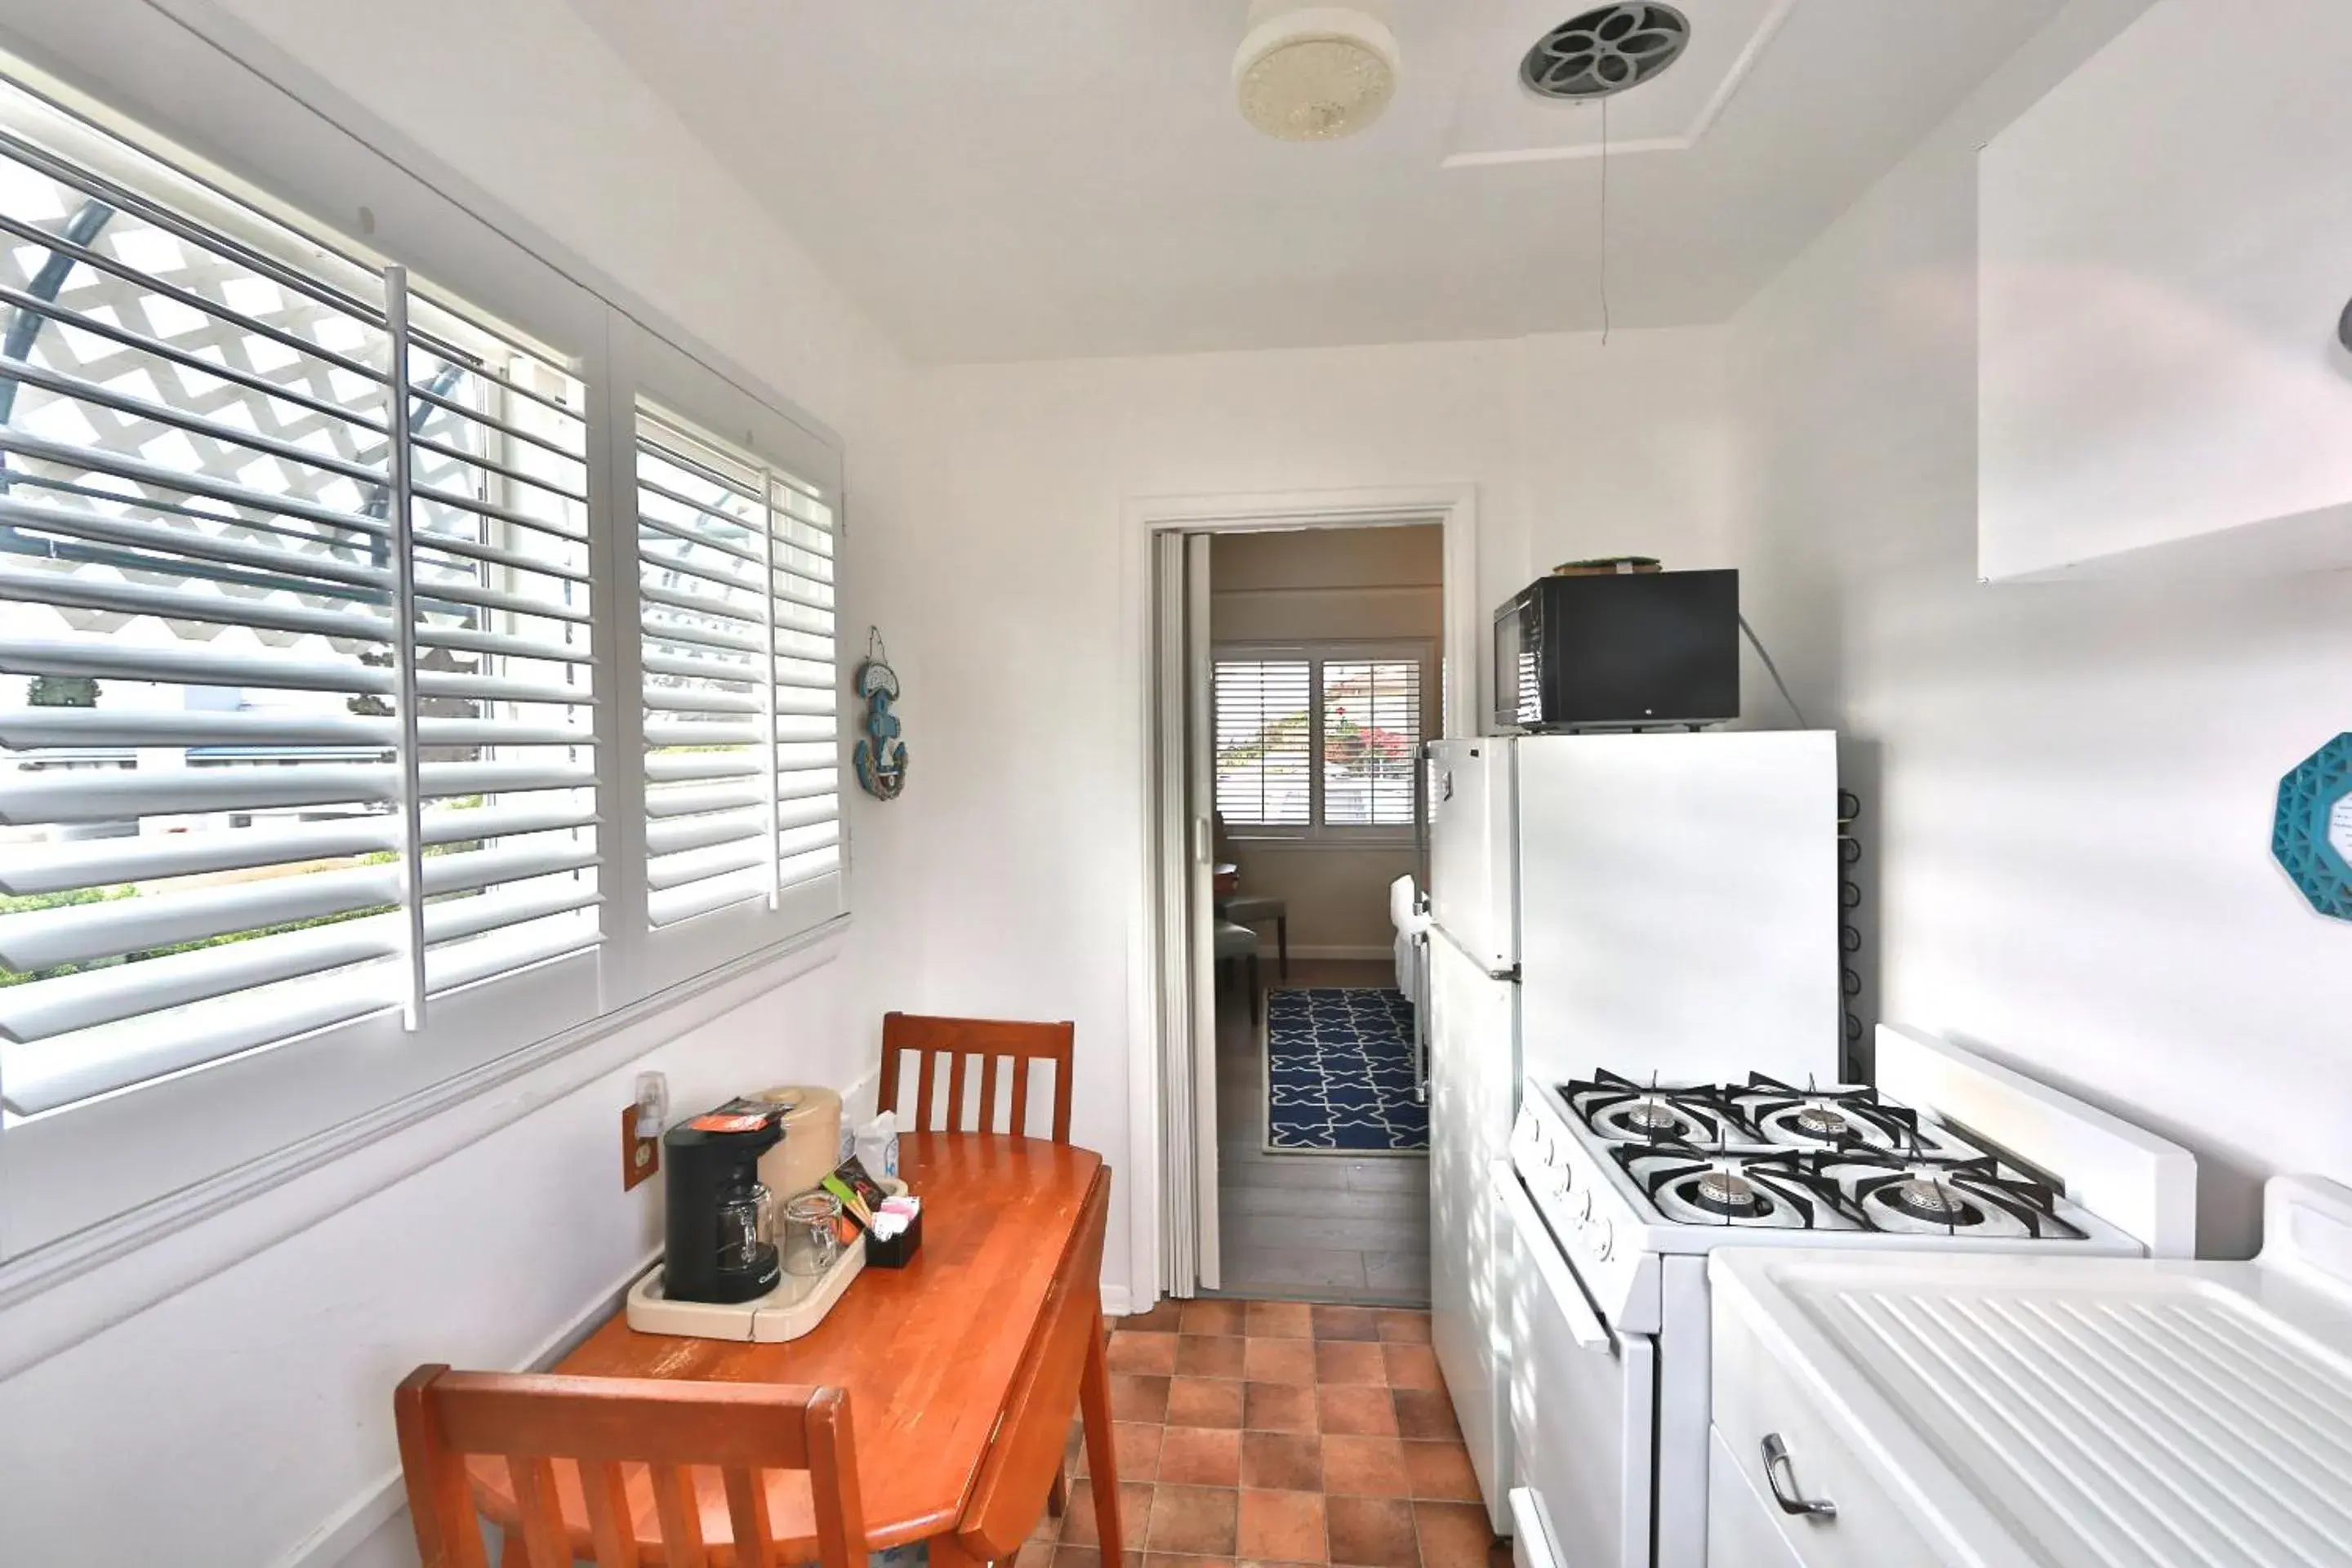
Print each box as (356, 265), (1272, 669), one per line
(394, 1367), (866, 1568)
(879, 1011), (1075, 1143)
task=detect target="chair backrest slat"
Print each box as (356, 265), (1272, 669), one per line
(394, 1367), (863, 1568)
(579, 1458), (637, 1568)
(880, 1012), (1074, 1143)
(651, 1463), (705, 1568)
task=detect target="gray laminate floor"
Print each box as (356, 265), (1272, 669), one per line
(1207, 957), (1432, 1307)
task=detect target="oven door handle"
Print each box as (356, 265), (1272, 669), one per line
(1491, 1160), (1613, 1352)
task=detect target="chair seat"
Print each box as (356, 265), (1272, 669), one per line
(1213, 920), (1257, 959)
(1219, 894), (1287, 925)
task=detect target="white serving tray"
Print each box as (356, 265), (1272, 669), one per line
(626, 1179), (904, 1343)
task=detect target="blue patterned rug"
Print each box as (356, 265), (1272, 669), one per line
(1264, 987), (1428, 1154)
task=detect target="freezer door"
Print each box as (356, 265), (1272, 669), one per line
(1516, 731), (1840, 1087)
(1427, 936), (1518, 1530)
(1428, 738), (1516, 973)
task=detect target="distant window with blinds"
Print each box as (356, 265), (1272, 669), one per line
(1213, 657), (1312, 828)
(0, 105), (594, 1115)
(1321, 658), (1421, 826)
(635, 409), (839, 935)
(1214, 646), (1429, 837)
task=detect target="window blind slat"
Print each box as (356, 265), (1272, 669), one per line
(1214, 657), (1313, 828)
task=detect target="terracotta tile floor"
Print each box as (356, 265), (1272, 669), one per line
(1020, 1300), (1507, 1568)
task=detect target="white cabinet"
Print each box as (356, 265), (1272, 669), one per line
(1978, 0), (2352, 580)
(1706, 1428), (1804, 1568)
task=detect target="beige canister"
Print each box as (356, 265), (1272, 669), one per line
(751, 1085), (843, 1200)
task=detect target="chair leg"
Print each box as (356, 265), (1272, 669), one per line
(1049, 1468), (1069, 1517)
(1276, 916), (1288, 980)
(1249, 952), (1260, 1027)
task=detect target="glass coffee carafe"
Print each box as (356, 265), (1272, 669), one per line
(713, 1173), (776, 1281)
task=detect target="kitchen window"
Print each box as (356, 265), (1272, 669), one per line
(1213, 644), (1430, 841)
(0, 52), (845, 1259)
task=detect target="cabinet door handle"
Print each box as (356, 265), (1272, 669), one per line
(1760, 1432), (1838, 1520)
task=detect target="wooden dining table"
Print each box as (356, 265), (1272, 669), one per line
(470, 1130), (1123, 1566)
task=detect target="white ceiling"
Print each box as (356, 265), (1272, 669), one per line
(564, 0), (2063, 363)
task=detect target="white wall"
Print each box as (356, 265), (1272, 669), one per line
(0, 2), (924, 1565)
(1720, 0), (2352, 1254)
(895, 325), (1735, 1288)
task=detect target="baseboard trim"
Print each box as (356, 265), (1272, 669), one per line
(1269, 945), (1396, 963)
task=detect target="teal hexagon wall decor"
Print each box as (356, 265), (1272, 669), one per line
(2274, 733), (2352, 920)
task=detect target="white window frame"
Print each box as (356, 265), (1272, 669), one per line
(1212, 638), (1434, 849)
(0, 10), (851, 1272)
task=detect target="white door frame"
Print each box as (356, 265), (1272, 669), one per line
(1123, 484), (1479, 1306)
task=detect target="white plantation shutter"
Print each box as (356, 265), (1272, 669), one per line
(635, 408), (840, 956)
(0, 104), (596, 1115)
(1213, 657), (1312, 828)
(1320, 658), (1421, 826)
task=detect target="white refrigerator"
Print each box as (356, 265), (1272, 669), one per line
(1419, 729), (1842, 1532)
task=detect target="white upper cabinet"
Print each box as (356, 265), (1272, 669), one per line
(1978, 0), (2352, 580)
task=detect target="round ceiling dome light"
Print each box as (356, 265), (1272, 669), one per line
(1521, 2), (1691, 101)
(1235, 2), (1401, 142)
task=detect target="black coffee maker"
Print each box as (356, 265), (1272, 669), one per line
(662, 1107), (783, 1303)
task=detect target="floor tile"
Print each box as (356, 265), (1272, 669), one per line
(1019, 1540), (1058, 1568)
(1319, 1436), (1409, 1499)
(1147, 1486), (1241, 1557)
(1390, 1388), (1459, 1442)
(1325, 1496), (1419, 1568)
(1111, 1332), (1181, 1376)
(1053, 1549), (1145, 1568)
(1169, 1378), (1248, 1430)
(1238, 1488), (1329, 1563)
(1313, 1341), (1387, 1385)
(1147, 1557), (1236, 1568)
(1077, 1421), (1162, 1484)
(1160, 1427), (1244, 1488)
(1241, 1431), (1324, 1493)
(1246, 1300), (1316, 1339)
(1178, 1334), (1250, 1379)
(1064, 1481), (1155, 1550)
(1374, 1312), (1432, 1345)
(1123, 1302), (1187, 1334)
(1183, 1299), (1250, 1335)
(1242, 1382), (1319, 1434)
(1380, 1343), (1443, 1392)
(1245, 1338), (1318, 1385)
(1413, 1502), (1496, 1568)
(1312, 1305), (1383, 1343)
(1401, 1443), (1479, 1502)
(1111, 1374), (1174, 1424)
(1317, 1385), (1401, 1437)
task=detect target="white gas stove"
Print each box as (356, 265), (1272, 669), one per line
(1496, 1025), (2197, 1568)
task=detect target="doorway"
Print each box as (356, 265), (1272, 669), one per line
(1145, 494), (1473, 1307)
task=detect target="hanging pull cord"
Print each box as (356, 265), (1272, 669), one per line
(1739, 613), (1808, 728)
(1598, 96), (1612, 345)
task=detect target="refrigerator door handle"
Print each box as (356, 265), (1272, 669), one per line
(1412, 933), (1430, 1102)
(1432, 920), (1518, 984)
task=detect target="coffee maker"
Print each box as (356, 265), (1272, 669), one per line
(662, 1108), (783, 1303)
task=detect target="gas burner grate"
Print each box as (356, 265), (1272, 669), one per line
(1828, 1150), (2085, 1241)
(1566, 1069), (1742, 1148)
(1733, 1073), (1922, 1152)
(1611, 1142), (1865, 1231)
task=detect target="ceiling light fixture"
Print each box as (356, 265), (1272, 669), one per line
(1234, 1), (1401, 142)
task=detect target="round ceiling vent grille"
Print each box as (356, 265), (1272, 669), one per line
(1521, 3), (1691, 100)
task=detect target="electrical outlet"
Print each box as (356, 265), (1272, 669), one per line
(621, 1104), (660, 1191)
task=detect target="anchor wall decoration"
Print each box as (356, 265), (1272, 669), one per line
(853, 628), (907, 800)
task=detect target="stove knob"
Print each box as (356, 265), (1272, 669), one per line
(1587, 1215), (1615, 1261)
(1570, 1186), (1594, 1222)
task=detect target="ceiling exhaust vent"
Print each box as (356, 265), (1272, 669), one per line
(1521, 3), (1691, 101)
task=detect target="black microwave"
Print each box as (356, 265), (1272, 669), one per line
(1493, 569), (1740, 731)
